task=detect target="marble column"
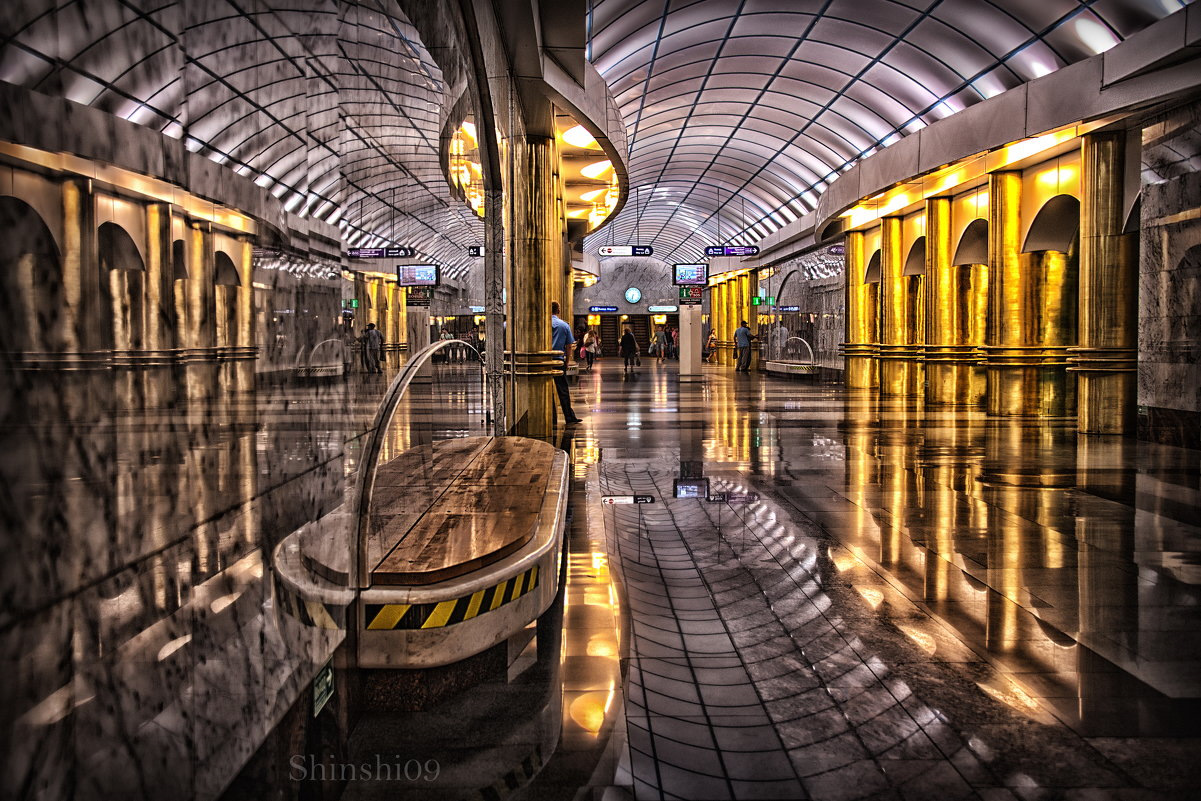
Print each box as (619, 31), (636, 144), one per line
(843, 230), (879, 388)
(984, 171), (1031, 416)
(509, 135), (558, 437)
(1072, 132), (1137, 434)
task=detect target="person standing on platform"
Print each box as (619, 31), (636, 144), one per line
(734, 320), (755, 373)
(551, 302), (583, 425)
(582, 329), (598, 371)
(361, 322), (384, 374)
(653, 326), (669, 360)
(620, 325), (639, 372)
(706, 330), (718, 363)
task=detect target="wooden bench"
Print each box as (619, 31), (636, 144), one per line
(368, 436), (558, 586)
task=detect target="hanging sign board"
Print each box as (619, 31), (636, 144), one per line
(601, 495), (656, 504)
(599, 245), (653, 257)
(673, 263), (707, 285)
(396, 264), (440, 286)
(468, 246), (484, 256)
(406, 287), (433, 307)
(827, 244), (846, 256)
(679, 286), (704, 306)
(775, 305), (801, 312)
(704, 245), (760, 257)
(347, 247), (414, 259)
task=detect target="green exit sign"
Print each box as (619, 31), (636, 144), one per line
(343, 299), (359, 309)
(751, 297), (761, 306)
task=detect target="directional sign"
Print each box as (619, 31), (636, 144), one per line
(648, 305), (678, 313)
(406, 286), (433, 307)
(725, 492), (760, 504)
(468, 305), (485, 313)
(347, 247), (415, 259)
(704, 245), (760, 257)
(679, 286), (704, 305)
(775, 305), (801, 312)
(602, 495), (656, 505)
(706, 493), (727, 503)
(599, 245), (654, 257)
(827, 244), (846, 256)
(590, 305), (619, 313)
(313, 660), (334, 717)
(468, 246), (484, 257)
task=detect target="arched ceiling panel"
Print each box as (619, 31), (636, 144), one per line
(586, 0), (1176, 263)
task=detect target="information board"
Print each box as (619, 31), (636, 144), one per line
(589, 305), (619, 313)
(347, 247), (414, 259)
(679, 286), (704, 305)
(673, 263), (707, 285)
(396, 264), (439, 286)
(673, 478), (710, 499)
(599, 245), (653, 257)
(704, 245), (760, 257)
(406, 286), (433, 307)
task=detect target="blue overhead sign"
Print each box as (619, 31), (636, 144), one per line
(704, 245), (760, 257)
(775, 305), (801, 312)
(589, 305), (619, 313)
(347, 247), (415, 258)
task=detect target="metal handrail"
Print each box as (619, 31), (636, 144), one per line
(351, 338), (485, 588)
(307, 338), (346, 368)
(785, 336), (816, 363)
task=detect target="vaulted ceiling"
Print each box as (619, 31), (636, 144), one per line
(585, 0), (1185, 263)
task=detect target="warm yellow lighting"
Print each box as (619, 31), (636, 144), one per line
(587, 314), (600, 326)
(652, 314), (667, 324)
(898, 625), (938, 656)
(580, 160), (613, 179)
(562, 125), (600, 149)
(569, 692), (609, 734)
(1035, 164), (1078, 191)
(567, 208), (589, 218)
(858, 587), (884, 608)
(459, 121), (477, 143)
(580, 188), (607, 202)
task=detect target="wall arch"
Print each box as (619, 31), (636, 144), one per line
(1023, 195), (1080, 253)
(98, 222), (146, 351)
(214, 250), (240, 286)
(953, 219), (988, 265)
(864, 249), (882, 283)
(904, 237), (926, 276)
(0, 196), (65, 353)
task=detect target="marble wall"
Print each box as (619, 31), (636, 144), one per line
(572, 256), (689, 316)
(1139, 100), (1201, 447)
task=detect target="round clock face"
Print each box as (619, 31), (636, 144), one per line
(624, 287), (642, 304)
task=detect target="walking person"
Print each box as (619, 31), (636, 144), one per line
(734, 319), (755, 373)
(582, 328), (598, 371)
(620, 325), (639, 372)
(551, 302), (583, 425)
(653, 325), (669, 361)
(361, 322), (384, 374)
(706, 330), (718, 363)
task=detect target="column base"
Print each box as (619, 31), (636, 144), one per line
(983, 346), (1075, 417)
(1068, 347), (1137, 435)
(926, 355), (985, 406)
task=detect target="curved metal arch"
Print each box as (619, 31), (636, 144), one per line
(351, 338), (487, 588)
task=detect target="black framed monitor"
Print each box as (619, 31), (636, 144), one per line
(673, 263), (707, 286)
(395, 264), (440, 286)
(673, 477), (710, 499)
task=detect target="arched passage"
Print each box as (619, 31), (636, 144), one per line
(98, 221), (146, 352)
(903, 236), (926, 344)
(864, 250), (882, 283)
(953, 219), (988, 266)
(0, 197), (64, 354)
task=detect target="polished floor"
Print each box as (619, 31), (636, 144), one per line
(347, 357), (1201, 801)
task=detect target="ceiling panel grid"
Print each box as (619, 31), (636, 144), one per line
(586, 0), (1181, 263)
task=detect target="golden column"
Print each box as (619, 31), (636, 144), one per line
(843, 230), (878, 388)
(983, 171), (1031, 416)
(509, 134), (559, 437)
(1071, 132), (1137, 434)
(236, 236), (254, 357)
(715, 278), (730, 365)
(878, 217), (911, 395)
(925, 198), (984, 404)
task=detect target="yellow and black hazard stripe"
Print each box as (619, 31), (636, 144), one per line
(274, 577), (346, 630)
(364, 565), (540, 631)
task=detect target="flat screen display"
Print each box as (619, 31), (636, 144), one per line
(673, 263), (707, 285)
(395, 264), (439, 286)
(673, 477), (710, 499)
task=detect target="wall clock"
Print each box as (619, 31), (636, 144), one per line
(624, 286), (642, 303)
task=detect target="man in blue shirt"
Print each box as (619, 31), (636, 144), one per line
(734, 320), (755, 373)
(551, 302), (583, 424)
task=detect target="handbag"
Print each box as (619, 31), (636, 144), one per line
(635, 354), (641, 366)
